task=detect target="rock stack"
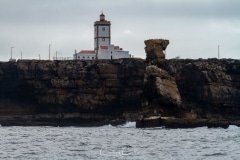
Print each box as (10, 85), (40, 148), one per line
(143, 38), (182, 117)
(144, 39), (169, 66)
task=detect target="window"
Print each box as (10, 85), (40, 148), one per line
(92, 57), (94, 60)
(102, 38), (105, 41)
(87, 56), (90, 59)
(102, 27), (105, 31)
(83, 56), (85, 59)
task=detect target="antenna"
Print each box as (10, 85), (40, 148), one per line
(10, 47), (14, 60)
(21, 51), (22, 60)
(218, 45), (220, 59)
(49, 44), (51, 60)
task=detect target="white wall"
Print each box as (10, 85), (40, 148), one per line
(98, 26), (110, 37)
(94, 25), (111, 51)
(98, 45), (130, 59)
(97, 37), (110, 47)
(112, 51), (130, 59)
(74, 53), (96, 60)
(98, 48), (110, 59)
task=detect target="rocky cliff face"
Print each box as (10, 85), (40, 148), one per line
(142, 58), (240, 119)
(163, 59), (240, 119)
(0, 49), (240, 126)
(143, 39), (240, 122)
(0, 59), (145, 125)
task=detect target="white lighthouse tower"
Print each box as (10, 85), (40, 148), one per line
(74, 13), (130, 60)
(94, 13), (111, 59)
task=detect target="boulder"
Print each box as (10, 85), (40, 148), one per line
(144, 65), (182, 107)
(145, 39), (169, 65)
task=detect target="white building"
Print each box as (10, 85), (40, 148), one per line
(74, 13), (130, 60)
(73, 50), (95, 60)
(98, 44), (130, 59)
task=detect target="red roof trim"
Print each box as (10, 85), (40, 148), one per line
(79, 50), (95, 54)
(100, 46), (108, 49)
(94, 21), (111, 25)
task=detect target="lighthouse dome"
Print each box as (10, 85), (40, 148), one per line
(100, 13), (105, 21)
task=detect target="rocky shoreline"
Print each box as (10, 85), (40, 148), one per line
(136, 117), (240, 129)
(0, 39), (240, 128)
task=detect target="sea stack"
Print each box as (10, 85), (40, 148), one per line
(144, 39), (182, 114)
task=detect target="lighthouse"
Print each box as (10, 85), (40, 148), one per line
(74, 13), (130, 60)
(94, 13), (111, 59)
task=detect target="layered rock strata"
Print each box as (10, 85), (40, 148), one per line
(0, 59), (145, 126)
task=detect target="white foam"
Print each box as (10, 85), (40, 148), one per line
(228, 125), (239, 130)
(118, 121), (136, 128)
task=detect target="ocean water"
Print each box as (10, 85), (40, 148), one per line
(0, 123), (239, 160)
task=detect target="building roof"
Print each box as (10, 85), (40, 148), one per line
(79, 50), (95, 54)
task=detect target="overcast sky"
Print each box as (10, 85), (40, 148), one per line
(0, 0), (239, 61)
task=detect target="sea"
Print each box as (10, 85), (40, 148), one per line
(0, 122), (239, 160)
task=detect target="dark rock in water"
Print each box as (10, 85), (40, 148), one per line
(136, 116), (162, 128)
(136, 117), (240, 129)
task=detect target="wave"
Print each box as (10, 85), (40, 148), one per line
(228, 125), (239, 130)
(117, 121), (136, 128)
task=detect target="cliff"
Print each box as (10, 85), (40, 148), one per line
(0, 59), (145, 126)
(138, 39), (240, 128)
(0, 47), (240, 127)
(143, 59), (240, 119)
(165, 59), (240, 118)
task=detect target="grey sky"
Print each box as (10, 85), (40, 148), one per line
(0, 0), (239, 61)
